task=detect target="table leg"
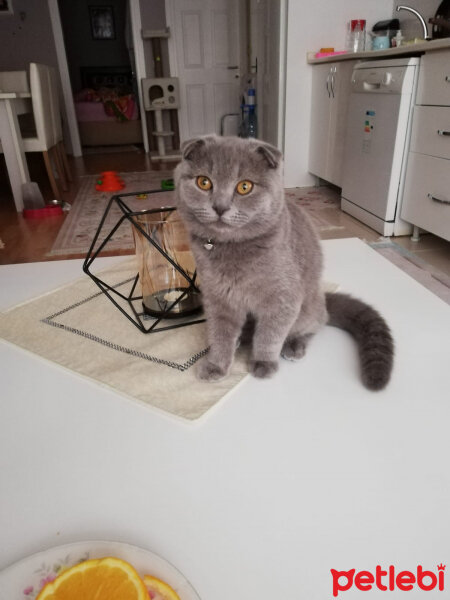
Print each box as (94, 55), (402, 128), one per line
(0, 99), (31, 212)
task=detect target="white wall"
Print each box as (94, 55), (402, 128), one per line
(0, 0), (58, 72)
(283, 0), (395, 187)
(392, 1), (441, 39)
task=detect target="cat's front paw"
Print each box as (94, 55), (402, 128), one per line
(250, 360), (279, 379)
(281, 335), (308, 361)
(197, 357), (228, 382)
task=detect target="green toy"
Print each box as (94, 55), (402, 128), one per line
(161, 178), (175, 191)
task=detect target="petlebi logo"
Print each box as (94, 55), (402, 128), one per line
(330, 564), (445, 597)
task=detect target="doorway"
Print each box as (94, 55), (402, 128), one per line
(57, 0), (144, 155)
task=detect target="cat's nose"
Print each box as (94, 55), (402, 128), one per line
(213, 204), (227, 216)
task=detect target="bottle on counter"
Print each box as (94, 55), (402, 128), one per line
(391, 30), (404, 47)
(346, 19), (366, 52)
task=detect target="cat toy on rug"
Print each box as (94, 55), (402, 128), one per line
(174, 135), (394, 390)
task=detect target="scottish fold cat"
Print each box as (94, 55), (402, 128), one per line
(174, 135), (393, 390)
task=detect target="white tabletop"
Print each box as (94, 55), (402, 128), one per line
(1, 238), (450, 599)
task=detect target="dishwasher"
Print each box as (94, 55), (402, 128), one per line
(341, 57), (419, 236)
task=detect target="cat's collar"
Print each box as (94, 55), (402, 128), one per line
(193, 234), (215, 251)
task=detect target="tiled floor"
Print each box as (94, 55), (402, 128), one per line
(0, 147), (449, 277)
(312, 188), (450, 278)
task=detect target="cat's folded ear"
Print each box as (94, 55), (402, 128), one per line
(256, 142), (282, 169)
(181, 137), (206, 161)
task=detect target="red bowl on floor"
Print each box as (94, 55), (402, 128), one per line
(23, 205), (64, 219)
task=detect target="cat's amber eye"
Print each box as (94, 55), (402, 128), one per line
(236, 180), (254, 196)
(196, 176), (212, 191)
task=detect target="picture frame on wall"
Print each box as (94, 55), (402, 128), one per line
(89, 6), (115, 40)
(0, 0), (13, 16)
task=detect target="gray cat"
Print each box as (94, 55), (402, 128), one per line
(174, 135), (394, 390)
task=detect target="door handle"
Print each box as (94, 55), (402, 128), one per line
(437, 129), (450, 136)
(326, 73), (331, 98)
(428, 193), (450, 205)
(363, 81), (381, 91)
(227, 66), (239, 70)
(330, 65), (336, 98)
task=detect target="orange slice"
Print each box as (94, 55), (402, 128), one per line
(36, 557), (149, 600)
(143, 574), (181, 600)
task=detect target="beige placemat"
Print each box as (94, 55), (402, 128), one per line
(0, 258), (248, 421)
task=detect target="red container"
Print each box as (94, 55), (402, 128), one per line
(23, 205), (63, 219)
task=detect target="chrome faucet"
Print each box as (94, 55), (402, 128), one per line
(396, 5), (432, 40)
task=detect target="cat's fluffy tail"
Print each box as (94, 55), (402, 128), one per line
(325, 292), (394, 391)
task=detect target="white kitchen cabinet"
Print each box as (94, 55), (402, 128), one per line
(308, 60), (356, 187)
(401, 49), (450, 241)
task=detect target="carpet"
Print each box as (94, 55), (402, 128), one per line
(285, 186), (345, 232)
(48, 170), (175, 257)
(0, 257), (248, 422)
(48, 183), (343, 257)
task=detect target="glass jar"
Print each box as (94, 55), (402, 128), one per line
(347, 19), (366, 52)
(133, 209), (202, 318)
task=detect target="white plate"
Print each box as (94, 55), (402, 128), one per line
(0, 541), (201, 600)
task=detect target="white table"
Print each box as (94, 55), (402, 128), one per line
(1, 238), (450, 599)
(0, 91), (32, 212)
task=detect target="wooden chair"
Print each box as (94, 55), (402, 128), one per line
(48, 65), (72, 189)
(22, 63), (72, 200)
(0, 64), (72, 201)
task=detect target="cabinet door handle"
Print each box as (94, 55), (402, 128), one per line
(326, 73), (331, 98)
(446, 76), (450, 82)
(330, 65), (336, 98)
(437, 129), (450, 136)
(427, 193), (450, 205)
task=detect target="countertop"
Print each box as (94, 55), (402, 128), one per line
(307, 36), (450, 64)
(1, 239), (450, 600)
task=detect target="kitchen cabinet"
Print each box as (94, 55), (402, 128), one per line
(401, 49), (450, 241)
(308, 60), (357, 187)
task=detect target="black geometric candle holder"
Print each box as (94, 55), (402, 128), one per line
(83, 190), (205, 334)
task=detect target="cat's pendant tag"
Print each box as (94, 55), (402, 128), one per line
(203, 239), (214, 251)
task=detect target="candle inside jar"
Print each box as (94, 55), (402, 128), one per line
(164, 290), (185, 302)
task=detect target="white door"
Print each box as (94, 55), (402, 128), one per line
(166, 0), (244, 140)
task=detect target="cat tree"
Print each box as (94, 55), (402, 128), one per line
(141, 28), (181, 161)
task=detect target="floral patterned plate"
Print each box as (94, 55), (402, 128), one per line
(0, 540), (201, 600)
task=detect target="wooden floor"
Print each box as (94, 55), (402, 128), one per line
(1, 146), (449, 276)
(0, 147), (178, 265)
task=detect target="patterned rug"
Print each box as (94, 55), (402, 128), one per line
(47, 170), (175, 257)
(48, 182), (343, 258)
